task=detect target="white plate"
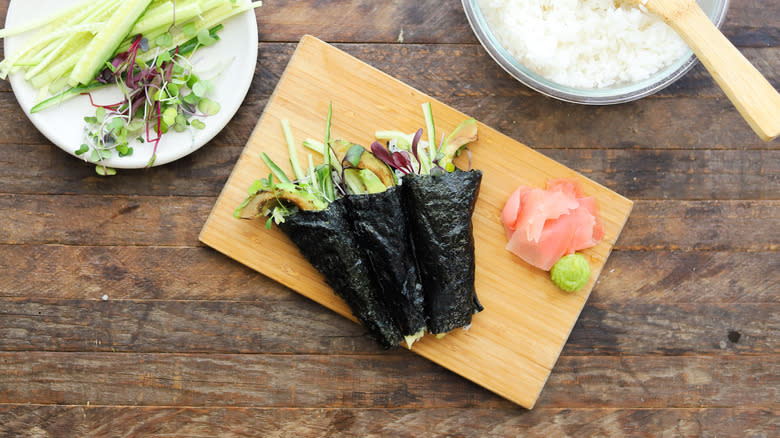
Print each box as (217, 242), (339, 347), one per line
(4, 0), (258, 168)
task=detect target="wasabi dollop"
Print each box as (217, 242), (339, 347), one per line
(550, 254), (591, 292)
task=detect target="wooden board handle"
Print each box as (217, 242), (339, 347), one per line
(667, 3), (780, 141)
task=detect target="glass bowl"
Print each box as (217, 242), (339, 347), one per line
(462, 0), (730, 105)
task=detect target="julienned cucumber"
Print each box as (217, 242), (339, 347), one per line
(68, 0), (153, 86)
(29, 25), (224, 113)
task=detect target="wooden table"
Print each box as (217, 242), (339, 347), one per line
(0, 1), (777, 436)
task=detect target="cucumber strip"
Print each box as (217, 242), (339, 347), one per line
(116, 0), (221, 52)
(0, 0), (94, 38)
(69, 0), (153, 86)
(375, 130), (413, 150)
(302, 138), (342, 174)
(261, 152), (292, 184)
(307, 154), (317, 193)
(29, 49), (82, 89)
(29, 25), (222, 109)
(132, 3), (230, 59)
(322, 102), (335, 202)
(133, 0), (260, 59)
(132, 1), (203, 36)
(24, 26), (102, 80)
(422, 102), (437, 171)
(0, 0), (119, 79)
(281, 119), (305, 181)
(30, 81), (107, 113)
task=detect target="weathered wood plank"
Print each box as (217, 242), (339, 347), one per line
(620, 201), (779, 251)
(542, 355), (779, 408)
(0, 298), (384, 354)
(1, 44), (778, 151)
(0, 406), (776, 438)
(2, 144), (777, 200)
(1, 196), (776, 250)
(0, 353), (774, 408)
(1, 246), (775, 304)
(592, 250), (779, 304)
(562, 303), (778, 356)
(1, 299), (775, 356)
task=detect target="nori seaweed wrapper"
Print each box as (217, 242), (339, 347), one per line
(278, 198), (403, 349)
(347, 188), (426, 338)
(401, 170), (484, 334)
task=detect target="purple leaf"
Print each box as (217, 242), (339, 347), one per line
(393, 150), (415, 174)
(411, 128), (423, 161)
(371, 141), (394, 167)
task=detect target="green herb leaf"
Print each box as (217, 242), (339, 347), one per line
(127, 120), (145, 131)
(196, 29), (217, 47)
(155, 51), (172, 67)
(108, 117), (124, 131)
(198, 98), (220, 116)
(155, 33), (173, 48)
(181, 23), (197, 38)
(162, 106), (178, 125)
(248, 179), (266, 194)
(75, 144), (89, 155)
(182, 92), (200, 105)
(95, 166), (117, 176)
(192, 80), (212, 97)
(191, 119), (206, 130)
(118, 146), (134, 157)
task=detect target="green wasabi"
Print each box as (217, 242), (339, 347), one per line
(550, 254), (591, 292)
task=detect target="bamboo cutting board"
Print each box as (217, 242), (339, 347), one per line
(200, 35), (633, 409)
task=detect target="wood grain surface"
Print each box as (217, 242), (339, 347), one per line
(0, 0), (777, 436)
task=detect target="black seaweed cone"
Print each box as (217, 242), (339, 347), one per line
(347, 187), (426, 341)
(278, 198), (403, 349)
(401, 170), (484, 334)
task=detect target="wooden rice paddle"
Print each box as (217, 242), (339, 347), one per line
(636, 0), (780, 141)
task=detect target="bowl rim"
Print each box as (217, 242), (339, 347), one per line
(461, 0), (730, 105)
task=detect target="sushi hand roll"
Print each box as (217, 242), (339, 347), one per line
(237, 112), (404, 349)
(347, 188), (426, 347)
(331, 140), (427, 348)
(372, 104), (484, 335)
(279, 198), (404, 349)
(402, 170), (483, 334)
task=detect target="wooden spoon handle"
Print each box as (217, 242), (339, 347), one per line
(665, 3), (780, 141)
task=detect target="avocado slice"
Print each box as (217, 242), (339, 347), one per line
(438, 118), (478, 172)
(237, 186), (327, 219)
(331, 140), (396, 188)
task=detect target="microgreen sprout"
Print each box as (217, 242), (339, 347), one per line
(79, 25), (225, 175)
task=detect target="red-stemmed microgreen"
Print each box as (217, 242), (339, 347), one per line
(78, 25), (224, 175)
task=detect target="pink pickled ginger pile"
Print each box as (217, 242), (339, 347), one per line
(501, 179), (604, 271)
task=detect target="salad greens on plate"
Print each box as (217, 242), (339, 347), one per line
(0, 0), (262, 174)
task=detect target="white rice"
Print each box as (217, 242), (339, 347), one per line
(478, 0), (689, 88)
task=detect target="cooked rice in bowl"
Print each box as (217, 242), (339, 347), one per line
(478, 0), (689, 89)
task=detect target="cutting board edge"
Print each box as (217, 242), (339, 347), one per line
(199, 35), (635, 410)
